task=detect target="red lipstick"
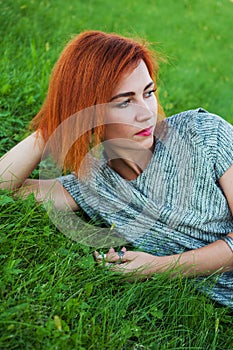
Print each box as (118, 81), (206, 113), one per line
(135, 126), (154, 137)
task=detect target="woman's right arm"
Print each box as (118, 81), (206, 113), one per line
(0, 132), (79, 211)
(0, 132), (44, 190)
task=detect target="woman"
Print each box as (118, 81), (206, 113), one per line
(0, 30), (233, 308)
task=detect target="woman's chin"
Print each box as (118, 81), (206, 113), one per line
(137, 135), (155, 150)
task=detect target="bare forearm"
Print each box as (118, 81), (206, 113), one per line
(0, 131), (45, 189)
(153, 234), (233, 277)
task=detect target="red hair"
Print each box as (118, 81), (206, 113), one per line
(31, 30), (164, 178)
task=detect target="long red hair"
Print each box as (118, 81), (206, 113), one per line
(31, 30), (164, 178)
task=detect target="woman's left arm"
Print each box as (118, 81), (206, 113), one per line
(219, 164), (233, 216)
(97, 165), (233, 277)
(98, 237), (233, 277)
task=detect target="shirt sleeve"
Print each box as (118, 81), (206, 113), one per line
(57, 173), (81, 205)
(215, 115), (233, 179)
(57, 173), (104, 223)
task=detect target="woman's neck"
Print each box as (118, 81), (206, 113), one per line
(108, 158), (142, 181)
(106, 139), (155, 181)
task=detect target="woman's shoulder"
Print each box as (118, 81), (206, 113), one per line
(167, 107), (224, 125)
(165, 107), (233, 137)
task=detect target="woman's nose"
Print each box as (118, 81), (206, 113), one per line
(135, 103), (154, 122)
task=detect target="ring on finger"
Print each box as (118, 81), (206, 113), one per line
(117, 250), (125, 261)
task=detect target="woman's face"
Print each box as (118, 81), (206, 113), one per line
(104, 60), (158, 151)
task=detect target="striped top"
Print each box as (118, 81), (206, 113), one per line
(58, 108), (233, 308)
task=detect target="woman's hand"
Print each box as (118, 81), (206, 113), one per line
(94, 247), (160, 277)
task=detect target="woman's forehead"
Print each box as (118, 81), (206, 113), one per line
(113, 60), (152, 94)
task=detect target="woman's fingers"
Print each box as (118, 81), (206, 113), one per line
(106, 247), (127, 263)
(93, 251), (107, 260)
(94, 247), (116, 260)
(94, 247), (127, 263)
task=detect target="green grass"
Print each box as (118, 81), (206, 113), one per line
(1, 193), (233, 350)
(0, 0), (233, 348)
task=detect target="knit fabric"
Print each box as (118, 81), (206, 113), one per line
(58, 108), (233, 308)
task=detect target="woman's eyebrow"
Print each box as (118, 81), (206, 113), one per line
(110, 81), (154, 102)
(110, 91), (134, 102)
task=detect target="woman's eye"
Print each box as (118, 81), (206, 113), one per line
(145, 89), (156, 98)
(116, 99), (131, 108)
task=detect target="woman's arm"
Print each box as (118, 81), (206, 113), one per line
(0, 132), (79, 211)
(219, 164), (233, 215)
(96, 237), (233, 277)
(0, 132), (44, 190)
(18, 178), (79, 211)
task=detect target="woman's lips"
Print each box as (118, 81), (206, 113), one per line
(135, 126), (154, 136)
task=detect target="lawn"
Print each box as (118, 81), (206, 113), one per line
(0, 0), (233, 349)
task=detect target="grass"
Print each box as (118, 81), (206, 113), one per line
(1, 194), (233, 349)
(0, 0), (233, 348)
